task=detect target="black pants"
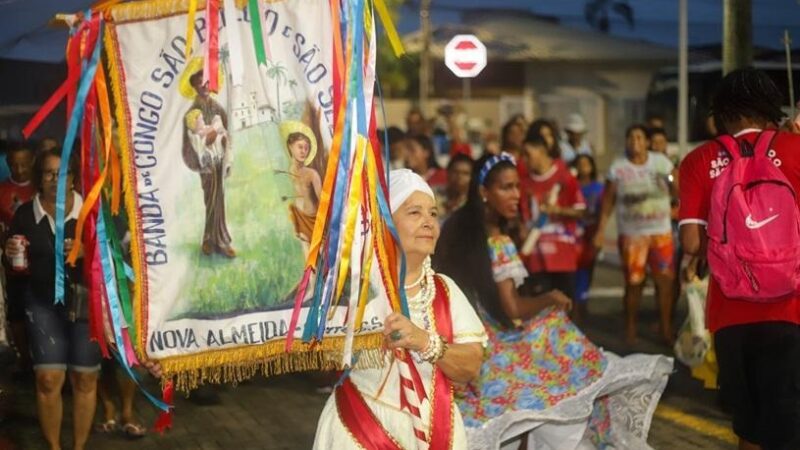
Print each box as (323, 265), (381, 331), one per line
(715, 322), (800, 450)
(522, 271), (576, 302)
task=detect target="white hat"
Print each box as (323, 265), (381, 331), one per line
(389, 169), (435, 213)
(565, 113), (587, 133)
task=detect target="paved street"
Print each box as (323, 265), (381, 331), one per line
(0, 264), (736, 450)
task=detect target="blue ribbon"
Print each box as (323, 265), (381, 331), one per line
(372, 58), (409, 318)
(96, 202), (126, 362)
(124, 262), (135, 282)
(54, 19), (103, 304)
(109, 348), (170, 412)
(96, 201), (165, 412)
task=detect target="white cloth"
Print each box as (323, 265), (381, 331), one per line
(469, 353), (673, 450)
(389, 169), (435, 213)
(33, 192), (84, 234)
(559, 139), (592, 163)
(606, 152), (674, 236)
(313, 274), (488, 449)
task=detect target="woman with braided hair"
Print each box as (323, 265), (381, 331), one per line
(435, 153), (672, 449)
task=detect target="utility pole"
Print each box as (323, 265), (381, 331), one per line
(420, 0), (432, 113)
(678, 0), (688, 156)
(722, 0), (752, 75)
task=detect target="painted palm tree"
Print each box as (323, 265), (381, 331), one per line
(288, 79), (300, 103)
(585, 0), (634, 33)
(219, 45), (231, 83)
(265, 60), (289, 121)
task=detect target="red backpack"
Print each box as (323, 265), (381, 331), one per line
(706, 130), (800, 301)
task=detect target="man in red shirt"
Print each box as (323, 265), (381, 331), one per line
(519, 137), (585, 303)
(680, 68), (800, 450)
(0, 145), (35, 375)
(0, 146), (35, 234)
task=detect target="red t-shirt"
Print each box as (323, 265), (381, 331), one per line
(0, 179), (35, 232)
(448, 141), (472, 158)
(424, 167), (447, 190)
(679, 129), (800, 332)
(520, 163), (586, 273)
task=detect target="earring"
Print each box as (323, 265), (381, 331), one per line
(482, 197), (487, 203)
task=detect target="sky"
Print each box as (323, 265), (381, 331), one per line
(396, 0), (800, 50)
(1, 0), (799, 62)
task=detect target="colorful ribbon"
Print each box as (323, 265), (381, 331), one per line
(55, 16), (103, 304)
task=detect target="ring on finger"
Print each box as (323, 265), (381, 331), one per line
(390, 330), (402, 341)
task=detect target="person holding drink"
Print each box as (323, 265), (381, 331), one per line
(3, 149), (101, 450)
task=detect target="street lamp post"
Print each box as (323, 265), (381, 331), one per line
(420, 0), (432, 113)
(722, 0), (753, 75)
(679, 0), (688, 156)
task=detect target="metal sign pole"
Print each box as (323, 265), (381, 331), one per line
(785, 29), (796, 120)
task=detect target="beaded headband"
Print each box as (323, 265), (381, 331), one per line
(477, 152), (516, 185)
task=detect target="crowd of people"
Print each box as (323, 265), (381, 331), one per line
(383, 105), (681, 339)
(2, 66), (800, 450)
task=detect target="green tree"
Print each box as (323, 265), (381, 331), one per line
(266, 60), (289, 120)
(376, 0), (419, 98)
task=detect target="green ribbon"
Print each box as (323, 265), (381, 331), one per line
(248, 0), (266, 65)
(102, 200), (136, 344)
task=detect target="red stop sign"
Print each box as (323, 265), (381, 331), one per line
(444, 35), (487, 78)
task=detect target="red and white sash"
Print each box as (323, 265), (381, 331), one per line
(335, 275), (455, 450)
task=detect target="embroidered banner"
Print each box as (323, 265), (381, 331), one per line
(105, 0), (390, 389)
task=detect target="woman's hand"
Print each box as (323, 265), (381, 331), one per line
(4, 237), (22, 258)
(540, 203), (557, 215)
(546, 289), (572, 312)
(592, 229), (605, 251)
(64, 238), (83, 258)
(383, 312), (429, 352)
(143, 360), (163, 378)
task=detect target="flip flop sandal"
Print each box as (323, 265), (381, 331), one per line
(120, 421), (147, 439)
(94, 419), (118, 433)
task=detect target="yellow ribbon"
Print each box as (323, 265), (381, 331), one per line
(185, 0), (199, 60)
(366, 150), (401, 314)
(305, 0), (349, 270)
(374, 0), (405, 57)
(109, 133), (121, 214)
(333, 135), (367, 305)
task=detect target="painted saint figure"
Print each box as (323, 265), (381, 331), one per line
(280, 121), (322, 256)
(179, 57), (235, 258)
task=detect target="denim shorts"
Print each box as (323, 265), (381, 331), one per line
(26, 299), (101, 372)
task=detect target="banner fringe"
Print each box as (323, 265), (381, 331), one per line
(108, 0), (285, 24)
(103, 25), (148, 360)
(161, 333), (385, 392)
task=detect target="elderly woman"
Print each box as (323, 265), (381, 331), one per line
(435, 153), (672, 450)
(313, 169), (487, 449)
(3, 149), (100, 450)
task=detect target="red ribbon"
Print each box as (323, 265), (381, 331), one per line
(205, 0), (220, 92)
(428, 275), (455, 450)
(153, 381), (174, 434)
(336, 377), (403, 450)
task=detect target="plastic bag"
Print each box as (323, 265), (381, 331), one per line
(674, 276), (711, 368)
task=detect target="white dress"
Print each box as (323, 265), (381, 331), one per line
(313, 274), (488, 450)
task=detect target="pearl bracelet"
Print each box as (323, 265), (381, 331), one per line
(418, 333), (447, 364)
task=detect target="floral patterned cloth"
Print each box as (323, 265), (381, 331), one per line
(456, 308), (614, 446)
(487, 235), (528, 288)
(454, 234), (650, 448)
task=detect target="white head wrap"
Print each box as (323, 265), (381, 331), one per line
(389, 169), (435, 213)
